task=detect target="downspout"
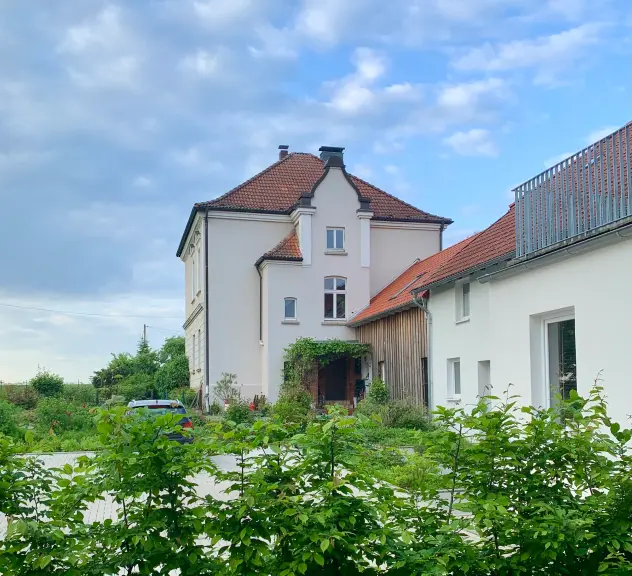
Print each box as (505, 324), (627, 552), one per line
(256, 265), (263, 342)
(413, 291), (432, 411)
(203, 208), (210, 413)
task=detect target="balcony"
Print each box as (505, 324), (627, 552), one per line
(514, 123), (632, 258)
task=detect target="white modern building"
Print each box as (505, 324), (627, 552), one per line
(412, 122), (632, 427)
(177, 146), (452, 407)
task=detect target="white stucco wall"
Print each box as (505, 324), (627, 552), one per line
(370, 224), (441, 296)
(262, 168), (368, 402)
(429, 234), (632, 426)
(207, 216), (293, 396)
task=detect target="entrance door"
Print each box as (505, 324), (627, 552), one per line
(319, 357), (348, 402)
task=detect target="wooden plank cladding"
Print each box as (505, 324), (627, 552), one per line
(356, 306), (428, 405)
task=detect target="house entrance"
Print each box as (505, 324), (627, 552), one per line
(318, 357), (348, 405)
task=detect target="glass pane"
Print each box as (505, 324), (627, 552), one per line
(326, 229), (334, 249)
(335, 277), (346, 291)
(324, 293), (334, 318)
(336, 294), (345, 318)
(463, 283), (470, 317)
(454, 362), (461, 395)
(335, 228), (344, 249)
(324, 278), (334, 290)
(548, 319), (576, 405)
(284, 298), (296, 318)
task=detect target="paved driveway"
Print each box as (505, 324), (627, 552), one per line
(0, 451), (240, 539)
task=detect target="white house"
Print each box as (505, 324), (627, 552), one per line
(409, 122), (632, 427)
(177, 146), (452, 408)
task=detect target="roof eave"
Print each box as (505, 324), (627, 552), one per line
(176, 206), (201, 258)
(347, 300), (417, 327)
(255, 256), (303, 268)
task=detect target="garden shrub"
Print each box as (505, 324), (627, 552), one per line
(35, 397), (94, 434)
(117, 373), (153, 402)
(366, 377), (388, 404)
(61, 384), (97, 405)
(29, 367), (64, 397)
(0, 399), (23, 438)
(103, 394), (126, 408)
(213, 372), (240, 403)
(224, 400), (254, 425)
(168, 386), (198, 407)
(272, 390), (313, 426)
(0, 384), (39, 409)
(209, 400), (222, 415)
(356, 398), (433, 431)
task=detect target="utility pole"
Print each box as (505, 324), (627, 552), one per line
(143, 323), (147, 343)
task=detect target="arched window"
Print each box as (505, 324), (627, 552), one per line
(284, 297), (297, 320)
(324, 277), (346, 319)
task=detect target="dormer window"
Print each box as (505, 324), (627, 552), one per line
(326, 228), (345, 251)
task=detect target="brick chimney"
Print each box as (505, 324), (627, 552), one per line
(319, 146), (344, 164)
(278, 145), (289, 160)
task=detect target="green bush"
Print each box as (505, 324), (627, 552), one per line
(117, 373), (154, 402)
(272, 390), (312, 426)
(0, 399), (23, 438)
(29, 368), (65, 397)
(356, 398), (433, 431)
(366, 378), (388, 404)
(35, 397), (94, 434)
(103, 394), (126, 408)
(209, 400), (222, 415)
(61, 384), (97, 406)
(224, 400), (254, 425)
(168, 386), (198, 407)
(0, 384), (39, 409)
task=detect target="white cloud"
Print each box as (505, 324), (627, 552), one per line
(585, 125), (618, 144)
(192, 0), (257, 27)
(132, 175), (153, 188)
(68, 55), (139, 89)
(351, 163), (373, 180)
(444, 129), (499, 157)
(58, 5), (125, 53)
(543, 151), (573, 168)
(179, 49), (222, 77)
(452, 23), (604, 85)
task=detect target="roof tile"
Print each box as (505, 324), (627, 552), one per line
(198, 153), (450, 223)
(256, 229), (302, 266)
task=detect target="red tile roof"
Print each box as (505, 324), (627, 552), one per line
(255, 229), (302, 267)
(348, 234), (480, 326)
(197, 153), (451, 224)
(348, 204), (517, 326)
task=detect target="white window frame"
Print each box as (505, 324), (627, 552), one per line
(447, 357), (461, 399)
(197, 328), (202, 371)
(191, 257), (196, 301)
(191, 333), (196, 372)
(197, 246), (202, 295)
(455, 281), (470, 322)
(324, 276), (346, 320)
(542, 312), (575, 409)
(284, 297), (297, 320)
(326, 227), (345, 251)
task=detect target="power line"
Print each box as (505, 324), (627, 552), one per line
(0, 302), (182, 320)
(145, 325), (184, 334)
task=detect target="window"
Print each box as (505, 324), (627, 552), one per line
(191, 257), (196, 300)
(546, 318), (576, 406)
(197, 329), (202, 370)
(478, 360), (491, 403)
(191, 333), (196, 371)
(324, 277), (346, 319)
(462, 282), (470, 318)
(326, 228), (345, 251)
(197, 247), (202, 293)
(377, 361), (385, 382)
(456, 281), (470, 321)
(284, 297), (297, 320)
(447, 358), (461, 398)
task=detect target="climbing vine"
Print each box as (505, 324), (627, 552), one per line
(281, 337), (370, 398)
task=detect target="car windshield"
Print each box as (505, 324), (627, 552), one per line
(132, 405), (186, 416)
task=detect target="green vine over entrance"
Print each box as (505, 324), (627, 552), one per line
(281, 337), (371, 397)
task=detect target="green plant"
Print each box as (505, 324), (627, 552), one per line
(154, 336), (190, 396)
(117, 373), (153, 402)
(224, 400), (255, 425)
(366, 378), (388, 404)
(103, 394), (126, 408)
(272, 390), (313, 426)
(35, 397), (94, 434)
(0, 384), (39, 409)
(29, 367), (64, 397)
(61, 384), (97, 405)
(213, 372), (240, 403)
(357, 398), (433, 431)
(0, 399), (23, 438)
(168, 386), (198, 407)
(209, 400), (222, 415)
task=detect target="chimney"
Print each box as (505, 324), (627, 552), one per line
(319, 146), (345, 165)
(278, 144), (289, 160)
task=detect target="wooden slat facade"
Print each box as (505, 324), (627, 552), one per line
(355, 306), (428, 405)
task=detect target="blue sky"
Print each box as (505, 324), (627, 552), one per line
(0, 0), (630, 383)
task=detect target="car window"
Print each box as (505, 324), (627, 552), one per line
(132, 406), (186, 416)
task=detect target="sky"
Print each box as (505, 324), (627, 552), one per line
(0, 0), (630, 384)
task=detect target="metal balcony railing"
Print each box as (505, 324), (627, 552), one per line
(514, 123), (632, 258)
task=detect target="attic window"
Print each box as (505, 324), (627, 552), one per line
(389, 274), (425, 300)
